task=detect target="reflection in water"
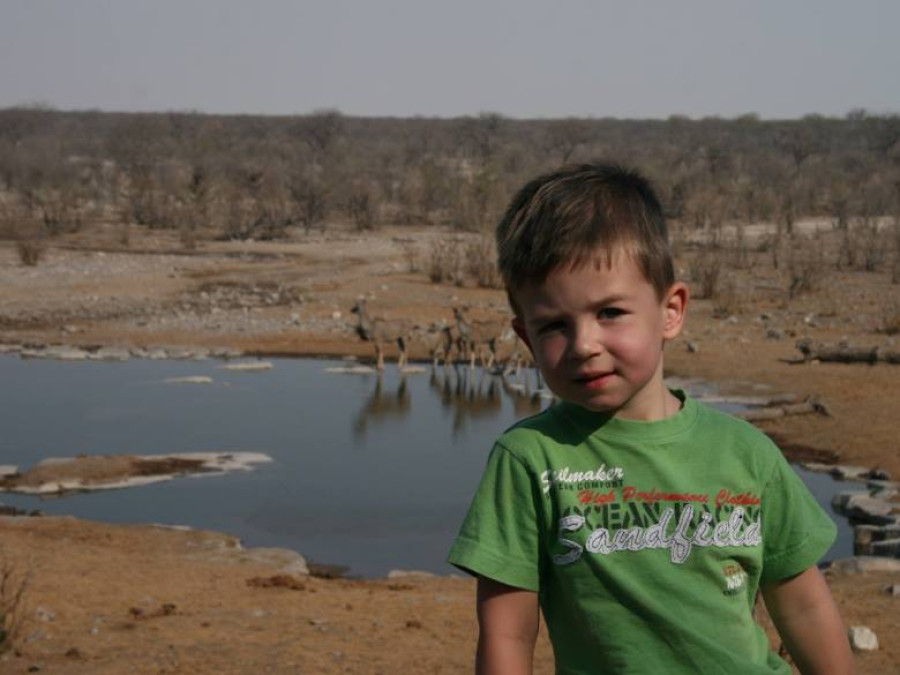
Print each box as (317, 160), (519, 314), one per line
(353, 374), (411, 438)
(351, 364), (549, 440)
(432, 365), (502, 435)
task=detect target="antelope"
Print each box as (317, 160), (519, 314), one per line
(424, 322), (461, 368)
(453, 306), (503, 370)
(350, 298), (409, 371)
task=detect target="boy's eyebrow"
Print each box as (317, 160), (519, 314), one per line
(527, 293), (631, 323)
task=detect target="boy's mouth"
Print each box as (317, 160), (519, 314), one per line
(575, 371), (615, 390)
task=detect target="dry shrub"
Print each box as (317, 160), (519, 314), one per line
(711, 276), (745, 318)
(786, 235), (826, 300)
(427, 235), (465, 284)
(465, 234), (502, 289)
(0, 547), (32, 654)
(16, 239), (45, 266)
(879, 299), (900, 336)
(688, 246), (724, 299)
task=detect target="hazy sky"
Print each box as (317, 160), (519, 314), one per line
(1, 0), (897, 119)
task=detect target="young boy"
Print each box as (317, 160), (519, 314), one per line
(447, 164), (854, 674)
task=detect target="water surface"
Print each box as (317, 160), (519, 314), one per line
(0, 355), (852, 576)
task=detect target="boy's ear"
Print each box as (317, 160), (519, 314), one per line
(662, 282), (689, 340)
(511, 317), (534, 354)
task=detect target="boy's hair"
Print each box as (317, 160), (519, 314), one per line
(495, 163), (675, 311)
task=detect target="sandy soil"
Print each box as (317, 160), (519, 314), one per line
(1, 223), (898, 672)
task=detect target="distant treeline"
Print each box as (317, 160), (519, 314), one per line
(0, 107), (898, 243)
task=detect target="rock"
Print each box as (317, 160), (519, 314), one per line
(686, 341), (699, 353)
(871, 538), (900, 558)
(867, 480), (900, 499)
(854, 523), (900, 554)
(163, 376), (213, 385)
(88, 347), (131, 362)
(765, 329), (783, 340)
(832, 490), (872, 510)
(829, 556), (900, 574)
(848, 626), (879, 652)
(0, 465), (19, 478)
(841, 495), (896, 524)
(210, 347), (243, 358)
(386, 570), (437, 579)
(219, 362), (273, 372)
(887, 584), (900, 597)
(36, 607), (55, 622)
(230, 547), (309, 576)
(829, 465), (873, 481)
(34, 346), (90, 361)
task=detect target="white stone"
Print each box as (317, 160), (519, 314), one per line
(89, 347), (131, 361)
(848, 626), (879, 652)
(164, 376), (213, 385)
(219, 361), (273, 372)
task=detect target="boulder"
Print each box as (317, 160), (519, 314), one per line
(829, 465), (872, 481)
(829, 556), (900, 574)
(848, 626), (879, 652)
(229, 547), (309, 576)
(832, 491), (871, 511)
(854, 523), (900, 555)
(843, 495), (896, 525)
(871, 538), (900, 558)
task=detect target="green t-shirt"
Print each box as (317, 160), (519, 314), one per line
(448, 392), (836, 675)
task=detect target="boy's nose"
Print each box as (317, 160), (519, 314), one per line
(569, 323), (604, 360)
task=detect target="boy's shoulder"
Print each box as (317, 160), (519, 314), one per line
(494, 394), (787, 475)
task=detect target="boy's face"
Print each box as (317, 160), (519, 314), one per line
(512, 252), (687, 421)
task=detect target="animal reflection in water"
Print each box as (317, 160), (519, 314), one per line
(351, 361), (551, 440)
(353, 374), (412, 438)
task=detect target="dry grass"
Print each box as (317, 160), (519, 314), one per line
(0, 546), (32, 654)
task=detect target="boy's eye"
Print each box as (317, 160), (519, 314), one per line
(598, 308), (625, 320)
(537, 321), (565, 335)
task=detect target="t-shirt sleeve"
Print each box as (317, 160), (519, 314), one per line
(760, 450), (837, 583)
(447, 442), (542, 591)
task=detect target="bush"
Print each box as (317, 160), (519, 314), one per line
(879, 300), (900, 336)
(786, 235), (826, 299)
(465, 235), (502, 289)
(16, 238), (45, 266)
(688, 246), (724, 299)
(427, 235), (464, 284)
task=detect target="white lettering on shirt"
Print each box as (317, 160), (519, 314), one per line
(553, 505), (762, 566)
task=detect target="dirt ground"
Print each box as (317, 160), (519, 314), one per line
(1, 222), (899, 673)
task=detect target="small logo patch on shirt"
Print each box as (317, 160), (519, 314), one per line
(722, 563), (748, 596)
